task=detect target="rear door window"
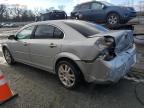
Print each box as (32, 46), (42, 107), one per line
(79, 3), (90, 10)
(91, 2), (103, 10)
(34, 25), (64, 39)
(54, 27), (64, 39)
(34, 25), (54, 39)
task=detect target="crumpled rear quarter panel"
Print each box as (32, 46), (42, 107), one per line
(75, 45), (136, 83)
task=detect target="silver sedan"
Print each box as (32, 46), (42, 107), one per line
(1, 20), (136, 89)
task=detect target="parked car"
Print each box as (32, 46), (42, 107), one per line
(3, 23), (17, 28)
(35, 10), (67, 21)
(2, 20), (136, 89)
(0, 22), (18, 28)
(71, 1), (137, 26)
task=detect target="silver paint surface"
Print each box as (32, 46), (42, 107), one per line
(1, 20), (136, 83)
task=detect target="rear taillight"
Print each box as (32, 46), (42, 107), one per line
(95, 36), (115, 50)
(96, 36), (116, 61)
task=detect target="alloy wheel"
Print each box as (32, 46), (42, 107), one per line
(4, 49), (12, 64)
(108, 14), (119, 25)
(58, 64), (76, 87)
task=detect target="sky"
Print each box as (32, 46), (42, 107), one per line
(0, 0), (143, 14)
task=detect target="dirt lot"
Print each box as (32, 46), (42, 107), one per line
(0, 23), (144, 108)
(0, 56), (144, 108)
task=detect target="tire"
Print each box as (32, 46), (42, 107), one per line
(75, 16), (79, 20)
(3, 48), (15, 65)
(107, 13), (120, 26)
(56, 60), (81, 89)
(75, 14), (83, 20)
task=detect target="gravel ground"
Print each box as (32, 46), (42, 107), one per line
(0, 57), (144, 108)
(0, 23), (144, 108)
(132, 44), (144, 77)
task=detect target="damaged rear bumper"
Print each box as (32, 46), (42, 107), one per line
(76, 45), (136, 83)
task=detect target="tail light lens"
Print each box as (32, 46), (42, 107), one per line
(96, 36), (115, 49)
(96, 36), (116, 61)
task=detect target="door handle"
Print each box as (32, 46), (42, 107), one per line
(49, 43), (57, 48)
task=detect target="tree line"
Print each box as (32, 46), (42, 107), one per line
(0, 4), (65, 22)
(0, 4), (37, 22)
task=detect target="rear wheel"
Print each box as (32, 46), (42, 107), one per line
(75, 16), (79, 20)
(107, 13), (120, 26)
(3, 48), (15, 65)
(56, 60), (81, 89)
(75, 14), (83, 20)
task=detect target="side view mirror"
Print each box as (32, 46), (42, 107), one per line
(8, 35), (17, 40)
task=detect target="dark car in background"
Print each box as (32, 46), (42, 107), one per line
(36, 10), (67, 21)
(71, 1), (137, 26)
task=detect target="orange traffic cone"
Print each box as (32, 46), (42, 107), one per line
(0, 70), (18, 105)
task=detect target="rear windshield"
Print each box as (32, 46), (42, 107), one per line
(64, 20), (109, 37)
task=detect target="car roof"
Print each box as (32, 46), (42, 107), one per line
(26, 20), (81, 26)
(24, 20), (108, 33)
(76, 1), (101, 7)
(18, 20), (109, 40)
(27, 20), (87, 40)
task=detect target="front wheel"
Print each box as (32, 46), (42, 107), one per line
(107, 13), (120, 26)
(3, 48), (15, 65)
(56, 61), (81, 89)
